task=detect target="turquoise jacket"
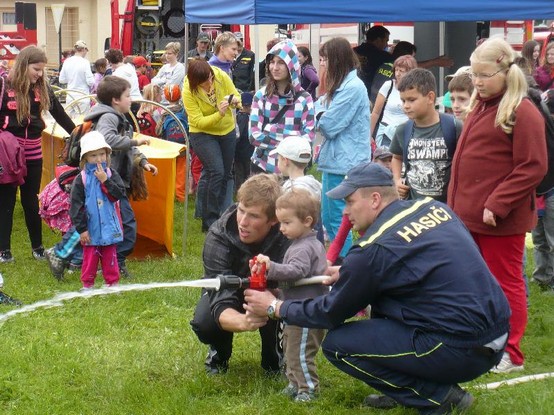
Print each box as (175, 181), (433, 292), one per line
(316, 69), (371, 175)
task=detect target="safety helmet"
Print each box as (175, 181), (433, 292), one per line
(164, 84), (181, 102)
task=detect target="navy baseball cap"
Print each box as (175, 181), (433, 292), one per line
(326, 162), (394, 199)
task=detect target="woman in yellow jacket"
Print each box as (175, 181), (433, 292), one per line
(183, 59), (241, 231)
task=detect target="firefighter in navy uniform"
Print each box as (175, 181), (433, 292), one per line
(231, 32), (255, 92)
(245, 162), (510, 415)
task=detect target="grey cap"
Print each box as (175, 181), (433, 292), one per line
(326, 162), (394, 199)
(197, 32), (210, 42)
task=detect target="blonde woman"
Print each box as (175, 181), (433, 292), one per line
(151, 41), (185, 103)
(208, 31), (239, 75)
(448, 38), (548, 373)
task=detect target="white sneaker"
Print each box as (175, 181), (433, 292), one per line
(490, 352), (524, 374)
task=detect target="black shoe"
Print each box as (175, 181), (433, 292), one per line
(204, 348), (229, 375)
(0, 250), (14, 263)
(363, 394), (398, 409)
(420, 386), (474, 415)
(32, 245), (46, 261)
(0, 291), (22, 306)
(119, 263), (133, 279)
(45, 248), (66, 281)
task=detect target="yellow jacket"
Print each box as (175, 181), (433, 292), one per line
(182, 66), (240, 136)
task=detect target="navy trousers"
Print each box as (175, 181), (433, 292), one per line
(322, 318), (503, 413)
(190, 291), (282, 372)
(116, 196), (136, 265)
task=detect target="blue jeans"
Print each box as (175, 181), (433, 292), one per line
(321, 172), (352, 257)
(189, 131), (236, 230)
(532, 193), (554, 287)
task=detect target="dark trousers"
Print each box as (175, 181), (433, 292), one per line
(234, 158), (251, 193)
(0, 160), (43, 251)
(189, 131), (236, 230)
(250, 162), (265, 175)
(322, 318), (503, 413)
(190, 291), (282, 371)
(116, 196), (136, 264)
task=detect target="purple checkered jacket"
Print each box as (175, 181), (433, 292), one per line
(249, 40), (315, 173)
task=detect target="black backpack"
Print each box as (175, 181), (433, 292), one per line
(62, 119), (96, 167)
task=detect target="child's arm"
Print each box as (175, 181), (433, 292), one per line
(326, 215), (352, 265)
(97, 167), (127, 201)
(391, 155), (410, 199)
(259, 247), (316, 283)
(370, 90), (387, 141)
(131, 146), (158, 176)
(96, 113), (137, 151)
(389, 126), (410, 199)
(249, 91), (272, 149)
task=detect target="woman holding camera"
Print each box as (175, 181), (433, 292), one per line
(182, 59), (241, 232)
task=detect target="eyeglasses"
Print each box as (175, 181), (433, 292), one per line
(469, 69), (504, 80)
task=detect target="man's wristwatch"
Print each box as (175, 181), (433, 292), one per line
(267, 299), (280, 320)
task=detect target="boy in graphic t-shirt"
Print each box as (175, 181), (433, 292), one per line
(389, 68), (463, 202)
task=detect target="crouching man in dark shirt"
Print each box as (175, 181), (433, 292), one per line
(190, 174), (290, 375)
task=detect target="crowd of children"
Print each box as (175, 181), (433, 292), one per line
(12, 33), (553, 408)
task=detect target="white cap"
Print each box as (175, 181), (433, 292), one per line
(80, 131), (112, 160)
(269, 136), (312, 163)
(445, 65), (471, 80)
(74, 40), (88, 50)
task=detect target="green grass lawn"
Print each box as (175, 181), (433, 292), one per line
(0, 198), (553, 414)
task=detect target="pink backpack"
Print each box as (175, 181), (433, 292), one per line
(0, 77), (26, 186)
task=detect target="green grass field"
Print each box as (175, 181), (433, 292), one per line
(0, 199), (553, 414)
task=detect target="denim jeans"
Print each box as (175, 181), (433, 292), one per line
(532, 193), (554, 287)
(321, 172), (352, 257)
(189, 131), (236, 230)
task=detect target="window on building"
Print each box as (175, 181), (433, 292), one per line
(45, 7), (79, 70)
(2, 12), (15, 26)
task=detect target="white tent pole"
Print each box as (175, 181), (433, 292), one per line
(254, 25), (260, 92)
(439, 21), (445, 97)
(182, 22), (189, 257)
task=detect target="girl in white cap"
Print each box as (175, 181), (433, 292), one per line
(69, 131), (126, 291)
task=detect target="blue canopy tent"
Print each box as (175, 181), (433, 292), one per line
(185, 0), (554, 24)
